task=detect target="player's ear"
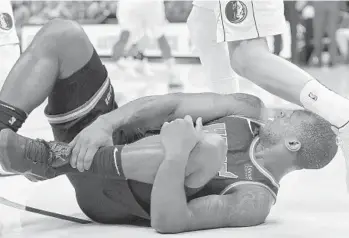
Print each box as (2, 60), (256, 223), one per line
(284, 137), (301, 152)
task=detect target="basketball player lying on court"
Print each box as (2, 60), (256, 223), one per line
(0, 19), (338, 233)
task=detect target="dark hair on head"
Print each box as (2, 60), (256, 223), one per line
(293, 110), (338, 169)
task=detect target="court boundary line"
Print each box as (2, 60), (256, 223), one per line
(0, 196), (92, 224)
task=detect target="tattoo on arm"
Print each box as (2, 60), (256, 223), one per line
(225, 186), (273, 227)
(186, 185), (274, 231)
(231, 93), (265, 110)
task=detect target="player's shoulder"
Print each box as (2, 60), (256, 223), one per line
(227, 93), (265, 124)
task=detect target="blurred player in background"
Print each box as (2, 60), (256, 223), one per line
(0, 0), (20, 175)
(187, 0), (237, 94)
(311, 1), (341, 67)
(188, 0), (349, 190)
(113, 0), (182, 89)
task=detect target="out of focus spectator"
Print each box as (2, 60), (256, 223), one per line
(273, 1), (299, 63)
(285, 1), (299, 64)
(11, 1), (193, 26)
(27, 1), (46, 24)
(336, 4), (349, 64)
(311, 1), (342, 67)
(297, 1), (315, 65)
(12, 1), (30, 27)
(164, 1), (192, 23)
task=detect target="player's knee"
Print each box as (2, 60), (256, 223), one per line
(30, 19), (89, 55)
(46, 19), (87, 48)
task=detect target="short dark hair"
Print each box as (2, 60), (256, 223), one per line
(294, 110), (338, 169)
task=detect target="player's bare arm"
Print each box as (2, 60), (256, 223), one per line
(151, 115), (272, 233)
(71, 92), (264, 172)
(0, 116), (224, 189)
(152, 181), (274, 233)
(120, 128), (226, 188)
(80, 92), (264, 133)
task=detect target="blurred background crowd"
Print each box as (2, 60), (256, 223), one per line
(11, 1), (193, 25)
(10, 1), (349, 67)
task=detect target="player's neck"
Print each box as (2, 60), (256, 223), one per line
(254, 143), (293, 183)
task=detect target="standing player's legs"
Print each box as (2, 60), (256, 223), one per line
(143, 0), (182, 88)
(326, 3), (341, 66)
(0, 44), (20, 175)
(112, 30), (130, 62)
(312, 2), (327, 66)
(187, 5), (238, 94)
(0, 44), (20, 89)
(0, 2), (21, 174)
(273, 34), (282, 56)
(336, 29), (349, 62)
(156, 35), (183, 88)
(284, 0), (299, 64)
(0, 0), (20, 89)
(114, 0), (144, 72)
(216, 0), (349, 189)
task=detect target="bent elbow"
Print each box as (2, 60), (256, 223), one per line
(152, 220), (185, 234)
(151, 215), (187, 234)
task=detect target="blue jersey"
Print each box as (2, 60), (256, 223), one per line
(189, 115), (279, 202)
(126, 114), (279, 218)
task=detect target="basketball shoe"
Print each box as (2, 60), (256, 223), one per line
(0, 129), (70, 179)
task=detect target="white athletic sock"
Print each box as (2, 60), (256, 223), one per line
(300, 80), (349, 128)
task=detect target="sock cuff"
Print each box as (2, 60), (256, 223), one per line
(0, 100), (27, 132)
(113, 145), (126, 179)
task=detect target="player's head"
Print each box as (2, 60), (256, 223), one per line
(259, 109), (338, 170)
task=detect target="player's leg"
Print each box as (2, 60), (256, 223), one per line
(143, 0), (182, 88)
(0, 44), (20, 89)
(116, 0), (145, 65)
(273, 34), (282, 56)
(336, 29), (349, 62)
(0, 1), (21, 175)
(217, 0), (349, 128)
(0, 19), (114, 179)
(156, 35), (183, 88)
(312, 2), (327, 66)
(284, 1), (299, 64)
(217, 0), (349, 189)
(187, 5), (237, 94)
(326, 3), (341, 66)
(0, 125), (224, 190)
(0, 44), (20, 176)
(0, 19), (94, 131)
(112, 30), (130, 62)
(0, 0), (20, 86)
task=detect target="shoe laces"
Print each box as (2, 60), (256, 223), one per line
(24, 139), (52, 165)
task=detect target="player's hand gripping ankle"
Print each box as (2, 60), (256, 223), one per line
(69, 116), (114, 172)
